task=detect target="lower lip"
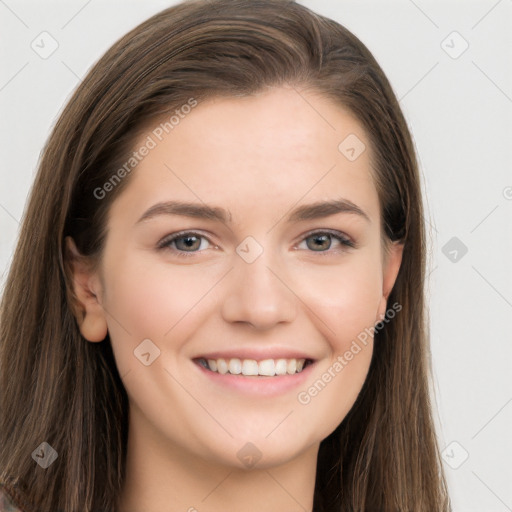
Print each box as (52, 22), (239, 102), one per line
(193, 360), (315, 396)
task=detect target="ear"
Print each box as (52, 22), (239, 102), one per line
(376, 241), (404, 323)
(64, 236), (108, 342)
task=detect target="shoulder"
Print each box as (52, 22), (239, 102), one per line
(0, 486), (25, 512)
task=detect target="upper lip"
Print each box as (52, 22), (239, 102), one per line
(193, 348), (316, 362)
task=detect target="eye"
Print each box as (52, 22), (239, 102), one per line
(157, 231), (214, 257)
(296, 230), (355, 253)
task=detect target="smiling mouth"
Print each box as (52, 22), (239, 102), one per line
(194, 357), (314, 377)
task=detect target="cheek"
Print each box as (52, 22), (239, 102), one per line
(289, 252), (381, 425)
(293, 252), (383, 351)
(292, 261), (380, 435)
(101, 253), (219, 371)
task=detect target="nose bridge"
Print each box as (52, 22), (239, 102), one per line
(220, 240), (297, 329)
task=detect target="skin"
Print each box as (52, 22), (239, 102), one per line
(67, 85), (403, 512)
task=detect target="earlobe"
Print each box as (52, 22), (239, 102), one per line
(64, 236), (108, 343)
(376, 241), (404, 322)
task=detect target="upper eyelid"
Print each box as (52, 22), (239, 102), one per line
(158, 230), (215, 246)
(298, 228), (353, 242)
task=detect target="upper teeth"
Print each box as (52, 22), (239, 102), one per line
(200, 358), (306, 376)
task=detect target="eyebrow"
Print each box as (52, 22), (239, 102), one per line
(135, 198), (371, 225)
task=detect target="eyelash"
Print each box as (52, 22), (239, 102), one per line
(157, 229), (356, 258)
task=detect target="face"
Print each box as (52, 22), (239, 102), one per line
(68, 85), (402, 470)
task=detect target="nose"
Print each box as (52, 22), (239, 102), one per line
(220, 250), (297, 330)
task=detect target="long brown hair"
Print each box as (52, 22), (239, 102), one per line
(0, 1), (451, 510)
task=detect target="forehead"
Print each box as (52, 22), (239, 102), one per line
(109, 86), (380, 226)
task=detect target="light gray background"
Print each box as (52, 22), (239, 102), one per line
(1, 1), (511, 510)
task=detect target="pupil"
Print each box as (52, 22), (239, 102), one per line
(179, 236), (199, 250)
(308, 234), (331, 251)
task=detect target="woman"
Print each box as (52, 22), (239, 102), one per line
(0, 0), (451, 510)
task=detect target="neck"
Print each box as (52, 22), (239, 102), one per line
(117, 411), (319, 512)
